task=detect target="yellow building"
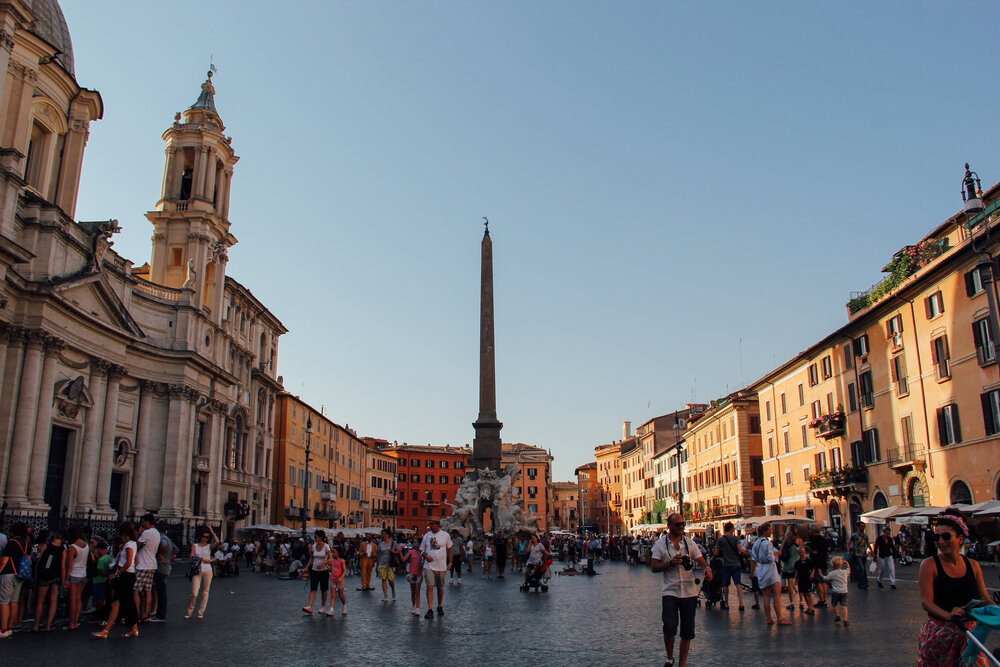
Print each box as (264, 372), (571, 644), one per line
(619, 436), (644, 531)
(273, 393), (368, 530)
(751, 175), (1000, 535)
(364, 438), (398, 530)
(575, 462), (599, 531)
(682, 391), (764, 531)
(595, 443), (624, 535)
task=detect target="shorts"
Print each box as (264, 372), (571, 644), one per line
(38, 577), (61, 588)
(796, 576), (813, 593)
(69, 575), (86, 584)
(134, 569), (155, 592)
(92, 582), (106, 601)
(331, 580), (345, 592)
(309, 569), (329, 592)
(781, 570), (795, 580)
(407, 573), (423, 585)
(0, 573), (23, 605)
(425, 569), (446, 588)
(377, 565), (395, 581)
(662, 595), (698, 640)
(721, 564), (742, 587)
(831, 591), (848, 607)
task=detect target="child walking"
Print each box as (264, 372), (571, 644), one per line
(793, 546), (816, 614)
(329, 547), (347, 615)
(823, 556), (851, 626)
(405, 537), (424, 616)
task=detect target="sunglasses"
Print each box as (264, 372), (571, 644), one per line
(934, 533), (955, 542)
(671, 522), (686, 527)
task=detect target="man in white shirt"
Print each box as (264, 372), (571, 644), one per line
(419, 518), (452, 619)
(133, 513), (161, 621)
(651, 513), (711, 667)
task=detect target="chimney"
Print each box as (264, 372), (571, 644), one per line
(623, 421), (632, 439)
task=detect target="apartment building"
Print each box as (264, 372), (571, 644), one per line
(550, 481), (580, 532)
(575, 462), (600, 531)
(620, 437), (644, 530)
(682, 391), (764, 531)
(595, 443), (624, 535)
(387, 444), (472, 534)
(751, 176), (1000, 536)
(363, 438), (398, 530)
(502, 442), (553, 531)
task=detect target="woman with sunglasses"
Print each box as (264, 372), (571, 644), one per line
(917, 509), (993, 666)
(185, 526), (219, 619)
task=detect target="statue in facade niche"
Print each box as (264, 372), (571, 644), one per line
(183, 258), (197, 288)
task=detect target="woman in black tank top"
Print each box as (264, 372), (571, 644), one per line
(917, 511), (993, 667)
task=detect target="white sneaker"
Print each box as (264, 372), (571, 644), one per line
(0, 630), (13, 639)
(342, 607), (348, 615)
(411, 607), (421, 616)
(324, 608), (335, 616)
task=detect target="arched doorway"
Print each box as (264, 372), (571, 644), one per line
(950, 480), (973, 505)
(908, 478), (927, 508)
(872, 491), (888, 510)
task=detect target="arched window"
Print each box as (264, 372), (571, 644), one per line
(872, 491), (888, 510)
(950, 480), (972, 505)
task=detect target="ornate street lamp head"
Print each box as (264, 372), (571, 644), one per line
(963, 162), (984, 217)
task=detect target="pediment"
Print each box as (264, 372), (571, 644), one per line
(53, 272), (144, 336)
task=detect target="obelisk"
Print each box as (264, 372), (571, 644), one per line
(472, 219), (502, 472)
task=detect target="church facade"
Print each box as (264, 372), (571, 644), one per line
(0, 0), (285, 542)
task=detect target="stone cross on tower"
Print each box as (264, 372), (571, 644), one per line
(472, 219), (503, 471)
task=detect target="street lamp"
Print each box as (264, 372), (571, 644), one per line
(962, 163), (1000, 366)
(301, 416), (313, 539)
(676, 441), (685, 521)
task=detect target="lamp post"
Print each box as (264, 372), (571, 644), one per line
(676, 441), (685, 521)
(963, 163), (1000, 367)
(301, 416), (313, 539)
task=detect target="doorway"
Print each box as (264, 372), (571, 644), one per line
(44, 427), (72, 525)
(109, 473), (126, 517)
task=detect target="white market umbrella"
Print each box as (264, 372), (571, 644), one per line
(860, 505), (915, 525)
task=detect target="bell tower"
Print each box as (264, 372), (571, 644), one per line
(146, 69), (238, 324)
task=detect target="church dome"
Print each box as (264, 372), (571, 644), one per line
(25, 0), (74, 77)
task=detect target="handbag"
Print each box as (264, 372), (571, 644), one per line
(186, 556), (201, 580)
(868, 559), (877, 575)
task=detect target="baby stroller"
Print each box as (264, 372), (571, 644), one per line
(521, 558), (553, 592)
(699, 557), (724, 608)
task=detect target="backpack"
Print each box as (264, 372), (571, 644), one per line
(14, 539), (32, 581)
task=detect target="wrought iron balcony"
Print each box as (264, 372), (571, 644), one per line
(887, 444), (926, 471)
(809, 466), (867, 500)
(809, 413), (846, 439)
(284, 505), (311, 520)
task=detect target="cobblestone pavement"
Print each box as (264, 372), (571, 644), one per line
(2, 558), (992, 666)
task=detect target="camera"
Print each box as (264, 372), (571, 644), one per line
(681, 556), (693, 570)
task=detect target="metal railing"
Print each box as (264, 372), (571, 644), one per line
(887, 443), (926, 467)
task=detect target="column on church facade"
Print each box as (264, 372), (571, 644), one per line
(178, 392), (200, 515)
(210, 407), (227, 519)
(221, 169), (233, 220)
(204, 149), (217, 206)
(193, 146), (208, 199)
(26, 337), (64, 505)
(162, 147), (177, 201)
(129, 380), (155, 513)
(159, 385), (186, 516)
(5, 333), (45, 505)
(75, 360), (108, 510)
(96, 366), (125, 511)
(204, 408), (220, 519)
(0, 333), (25, 498)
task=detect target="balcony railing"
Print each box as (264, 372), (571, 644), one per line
(887, 444), (926, 470)
(284, 505), (311, 520)
(192, 455), (210, 472)
(809, 413), (846, 439)
(809, 465), (868, 499)
(422, 499), (440, 507)
(134, 275), (184, 301)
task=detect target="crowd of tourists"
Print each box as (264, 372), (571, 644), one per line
(650, 508), (997, 667)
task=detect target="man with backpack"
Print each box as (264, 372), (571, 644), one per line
(0, 522), (31, 638)
(713, 522), (748, 611)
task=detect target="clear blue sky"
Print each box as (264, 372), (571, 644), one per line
(63, 1), (1000, 480)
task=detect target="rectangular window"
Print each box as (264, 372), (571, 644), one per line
(454, 475), (463, 484)
(827, 392), (835, 414)
(411, 459), (420, 468)
(891, 354), (909, 396)
(937, 404), (962, 446)
(425, 460), (434, 468)
(780, 393), (787, 414)
(901, 415), (915, 448)
(814, 451), (827, 472)
(439, 475), (448, 484)
(769, 474), (776, 489)
(798, 383), (805, 406)
(974, 318), (996, 365)
(811, 400), (822, 420)
(749, 415), (761, 434)
(808, 364), (819, 386)
(801, 424), (808, 449)
(802, 466), (810, 482)
(528, 468), (538, 479)
(455, 461), (463, 469)
(440, 460), (449, 469)
(886, 314), (904, 349)
(931, 335), (951, 380)
(862, 428), (881, 463)
(847, 383), (858, 413)
(821, 355), (833, 379)
(966, 266), (987, 296)
(925, 291), (945, 319)
(982, 390), (1000, 436)
(765, 401), (772, 421)
(768, 436), (775, 458)
(782, 428), (790, 454)
(410, 474), (418, 482)
(854, 334), (870, 358)
(859, 371), (874, 408)
(785, 470), (792, 485)
(830, 447), (842, 469)
(412, 491), (418, 501)
(289, 464), (295, 482)
(843, 343), (854, 370)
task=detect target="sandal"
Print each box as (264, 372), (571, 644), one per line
(91, 629), (109, 639)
